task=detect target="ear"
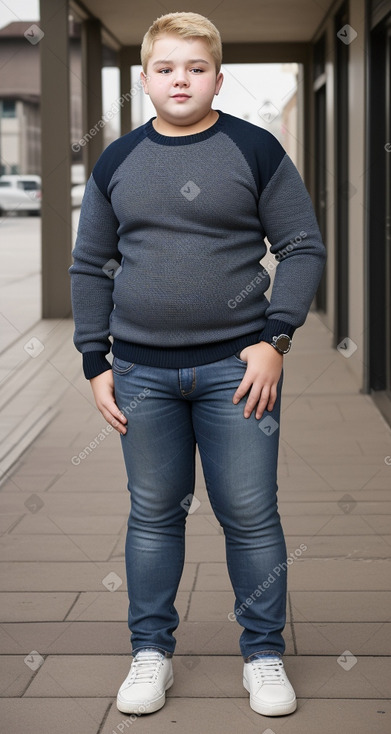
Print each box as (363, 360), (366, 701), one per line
(215, 71), (224, 95)
(140, 70), (150, 95)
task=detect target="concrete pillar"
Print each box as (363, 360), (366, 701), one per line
(81, 19), (104, 177)
(40, 0), (72, 318)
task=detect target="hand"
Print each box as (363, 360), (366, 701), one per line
(90, 370), (128, 434)
(233, 342), (283, 419)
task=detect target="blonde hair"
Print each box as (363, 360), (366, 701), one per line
(140, 12), (222, 74)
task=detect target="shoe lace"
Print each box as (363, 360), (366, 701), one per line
(129, 652), (164, 684)
(251, 657), (285, 684)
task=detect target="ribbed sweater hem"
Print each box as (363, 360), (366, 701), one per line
(111, 332), (261, 370)
(82, 318), (296, 379)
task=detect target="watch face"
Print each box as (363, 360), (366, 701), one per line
(275, 335), (291, 353)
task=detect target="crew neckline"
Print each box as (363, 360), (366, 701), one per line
(144, 110), (224, 145)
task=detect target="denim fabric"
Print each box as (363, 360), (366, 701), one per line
(113, 353), (287, 660)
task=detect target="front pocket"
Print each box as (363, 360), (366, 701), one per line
(112, 357), (135, 375)
(233, 351), (247, 365)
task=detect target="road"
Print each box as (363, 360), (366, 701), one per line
(0, 210), (80, 353)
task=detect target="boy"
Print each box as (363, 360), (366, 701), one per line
(69, 11), (326, 719)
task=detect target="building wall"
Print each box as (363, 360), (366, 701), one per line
(347, 0), (366, 387)
(0, 29), (83, 176)
(1, 111), (19, 172)
(313, 0), (367, 389)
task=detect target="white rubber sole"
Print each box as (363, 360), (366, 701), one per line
(116, 675), (174, 715)
(243, 676), (297, 716)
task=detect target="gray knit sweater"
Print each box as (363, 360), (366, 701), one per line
(69, 110), (326, 379)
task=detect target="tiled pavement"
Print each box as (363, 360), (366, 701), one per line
(0, 312), (390, 733)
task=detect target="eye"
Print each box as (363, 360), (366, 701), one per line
(191, 68), (204, 73)
(158, 68), (171, 74)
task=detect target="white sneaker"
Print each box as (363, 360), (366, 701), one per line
(243, 655), (297, 716)
(116, 648), (174, 715)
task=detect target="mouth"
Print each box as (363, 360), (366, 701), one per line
(172, 94), (191, 99)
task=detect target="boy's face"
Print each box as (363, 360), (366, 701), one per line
(141, 34), (223, 129)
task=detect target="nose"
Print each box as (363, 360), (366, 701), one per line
(172, 68), (189, 87)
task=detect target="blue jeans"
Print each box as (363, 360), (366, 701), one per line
(112, 353), (287, 662)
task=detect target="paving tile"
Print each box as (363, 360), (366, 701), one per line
(276, 501), (391, 516)
(23, 654), (391, 699)
(0, 655), (35, 697)
(66, 590), (190, 622)
(187, 591), (290, 623)
(0, 561), (126, 591)
(294, 622), (391, 655)
(185, 514), (222, 535)
(174, 620), (294, 656)
(0, 620), (293, 657)
(287, 559), (390, 590)
(184, 535), (226, 562)
(0, 492), (129, 516)
(287, 655), (391, 699)
(0, 515), (21, 534)
(278, 462), (388, 491)
(11, 514), (126, 535)
(0, 474), (61, 492)
(0, 698), (109, 734)
(0, 534), (119, 562)
(290, 591), (391, 622)
(0, 592), (78, 622)
(48, 473), (128, 493)
(102, 698), (391, 734)
(0, 622), (131, 655)
(278, 489), (391, 501)
(195, 562), (232, 591)
(285, 534), (391, 559)
(174, 621), (245, 655)
(281, 514), (376, 535)
(0, 560), (196, 592)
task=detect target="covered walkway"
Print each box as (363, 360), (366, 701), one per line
(0, 311), (390, 732)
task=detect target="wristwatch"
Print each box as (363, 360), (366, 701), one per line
(271, 334), (292, 355)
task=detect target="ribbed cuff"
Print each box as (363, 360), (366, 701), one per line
(258, 319), (296, 345)
(82, 351), (112, 380)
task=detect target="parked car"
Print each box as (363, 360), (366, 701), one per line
(0, 175), (41, 215)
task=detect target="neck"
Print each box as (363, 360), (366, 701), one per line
(152, 109), (219, 137)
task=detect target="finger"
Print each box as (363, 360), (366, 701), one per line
(254, 387), (272, 420)
(233, 374), (252, 403)
(266, 384), (277, 412)
(101, 405), (128, 434)
(243, 383), (270, 418)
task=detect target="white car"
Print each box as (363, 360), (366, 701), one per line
(0, 175), (42, 215)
